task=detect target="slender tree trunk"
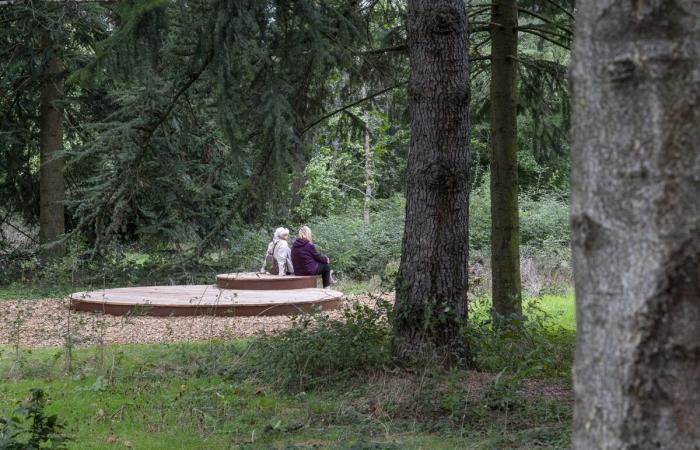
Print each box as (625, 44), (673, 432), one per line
(489, 0), (521, 319)
(289, 129), (314, 210)
(571, 2), (700, 448)
(392, 0), (470, 359)
(39, 39), (65, 257)
(363, 109), (373, 225)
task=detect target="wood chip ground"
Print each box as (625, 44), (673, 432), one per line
(0, 296), (382, 348)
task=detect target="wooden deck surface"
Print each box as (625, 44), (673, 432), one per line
(216, 272), (317, 290)
(70, 285), (343, 317)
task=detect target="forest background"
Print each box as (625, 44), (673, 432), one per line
(0, 0), (572, 297)
(0, 1), (577, 448)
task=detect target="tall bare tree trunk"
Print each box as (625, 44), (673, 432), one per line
(39, 39), (65, 257)
(392, 0), (470, 359)
(363, 110), (373, 225)
(571, 2), (700, 448)
(489, 0), (521, 319)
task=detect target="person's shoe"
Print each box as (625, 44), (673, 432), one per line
(329, 270), (337, 285)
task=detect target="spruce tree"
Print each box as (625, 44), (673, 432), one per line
(392, 0), (471, 360)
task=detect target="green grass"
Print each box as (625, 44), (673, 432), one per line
(1, 340), (572, 449)
(0, 290), (575, 449)
(532, 293), (575, 330)
(0, 284), (71, 301)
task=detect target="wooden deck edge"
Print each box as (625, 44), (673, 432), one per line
(215, 276), (317, 290)
(69, 297), (343, 317)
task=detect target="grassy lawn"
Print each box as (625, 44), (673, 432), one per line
(0, 284), (72, 301)
(0, 286), (575, 449)
(1, 342), (572, 449)
(530, 293), (575, 330)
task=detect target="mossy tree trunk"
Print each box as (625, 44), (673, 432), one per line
(392, 0), (471, 360)
(489, 0), (521, 320)
(571, 1), (700, 448)
(39, 37), (66, 257)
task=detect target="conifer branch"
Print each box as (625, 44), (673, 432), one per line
(1, 216), (37, 244)
(81, 48), (215, 248)
(356, 44), (407, 55)
(301, 81), (407, 134)
(540, 0), (575, 21)
(517, 8), (572, 35)
(516, 25), (571, 42)
(138, 49), (214, 147)
(516, 28), (570, 51)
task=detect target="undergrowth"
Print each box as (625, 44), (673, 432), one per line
(248, 300), (393, 390)
(0, 293), (574, 448)
(0, 388), (69, 449)
(467, 297), (575, 381)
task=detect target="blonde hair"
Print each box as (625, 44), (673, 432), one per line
(297, 225), (313, 242)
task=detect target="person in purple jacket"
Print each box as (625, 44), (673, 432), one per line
(291, 225), (332, 288)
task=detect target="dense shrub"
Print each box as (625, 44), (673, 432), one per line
(519, 193), (570, 251)
(469, 184), (570, 255)
(308, 196), (405, 279)
(310, 188), (569, 279)
(248, 300), (393, 389)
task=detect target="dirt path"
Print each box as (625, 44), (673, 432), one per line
(0, 296), (380, 348)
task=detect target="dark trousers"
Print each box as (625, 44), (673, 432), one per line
(315, 263), (332, 288)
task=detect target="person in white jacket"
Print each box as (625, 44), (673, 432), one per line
(261, 227), (294, 276)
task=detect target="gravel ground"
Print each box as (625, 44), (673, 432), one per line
(0, 296), (385, 348)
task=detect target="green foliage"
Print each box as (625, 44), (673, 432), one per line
(293, 153), (345, 223)
(519, 193), (570, 250)
(0, 389), (70, 450)
(0, 338), (571, 449)
(313, 107), (410, 205)
(249, 300), (393, 390)
(469, 183), (570, 256)
(309, 196), (405, 279)
(468, 184), (493, 254)
(0, 2), (112, 225)
(1, 186), (569, 290)
(467, 297), (575, 381)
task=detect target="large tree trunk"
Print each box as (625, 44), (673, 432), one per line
(571, 2), (700, 448)
(489, 0), (521, 319)
(39, 40), (66, 257)
(392, 0), (470, 359)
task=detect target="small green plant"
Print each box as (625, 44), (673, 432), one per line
(0, 389), (70, 450)
(482, 369), (523, 412)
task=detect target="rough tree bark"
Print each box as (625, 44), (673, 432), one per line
(489, 0), (521, 319)
(571, 1), (700, 448)
(39, 38), (66, 257)
(392, 0), (470, 359)
(363, 109), (373, 225)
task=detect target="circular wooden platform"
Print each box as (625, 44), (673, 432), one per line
(70, 285), (342, 317)
(216, 272), (317, 290)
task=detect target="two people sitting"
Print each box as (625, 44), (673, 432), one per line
(261, 226), (333, 288)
